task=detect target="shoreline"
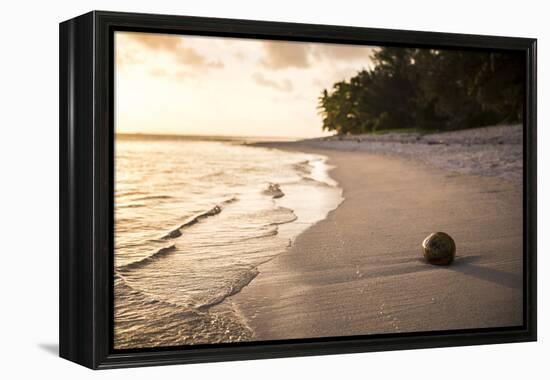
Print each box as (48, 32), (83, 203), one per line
(251, 124), (523, 184)
(226, 128), (523, 341)
(114, 141), (345, 348)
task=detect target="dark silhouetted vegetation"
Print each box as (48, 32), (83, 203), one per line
(318, 47), (524, 134)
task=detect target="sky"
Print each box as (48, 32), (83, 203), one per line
(115, 32), (376, 138)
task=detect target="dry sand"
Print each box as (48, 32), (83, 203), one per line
(228, 126), (523, 340)
(274, 124), (523, 183)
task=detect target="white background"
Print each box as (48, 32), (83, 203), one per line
(0, 0), (547, 378)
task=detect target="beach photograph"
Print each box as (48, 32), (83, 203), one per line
(113, 31), (525, 350)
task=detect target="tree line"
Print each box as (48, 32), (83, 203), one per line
(318, 47), (524, 134)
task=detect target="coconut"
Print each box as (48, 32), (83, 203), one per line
(422, 232), (456, 265)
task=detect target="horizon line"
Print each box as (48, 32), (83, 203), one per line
(115, 132), (328, 141)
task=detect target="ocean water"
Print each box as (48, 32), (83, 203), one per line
(114, 136), (342, 349)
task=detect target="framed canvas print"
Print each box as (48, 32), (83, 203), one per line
(59, 11), (537, 369)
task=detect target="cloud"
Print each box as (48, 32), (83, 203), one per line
(149, 67), (168, 77)
(259, 40), (374, 71)
(313, 44), (375, 61)
(129, 33), (180, 50)
(117, 32), (223, 69)
(148, 67), (190, 81)
(115, 49), (141, 67)
(252, 73), (293, 92)
(207, 60), (224, 69)
(260, 41), (311, 70)
(174, 45), (208, 66)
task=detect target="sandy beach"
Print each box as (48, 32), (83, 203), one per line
(226, 125), (523, 340)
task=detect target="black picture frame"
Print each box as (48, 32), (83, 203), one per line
(59, 10), (537, 369)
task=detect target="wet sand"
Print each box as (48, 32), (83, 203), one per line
(228, 140), (523, 340)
